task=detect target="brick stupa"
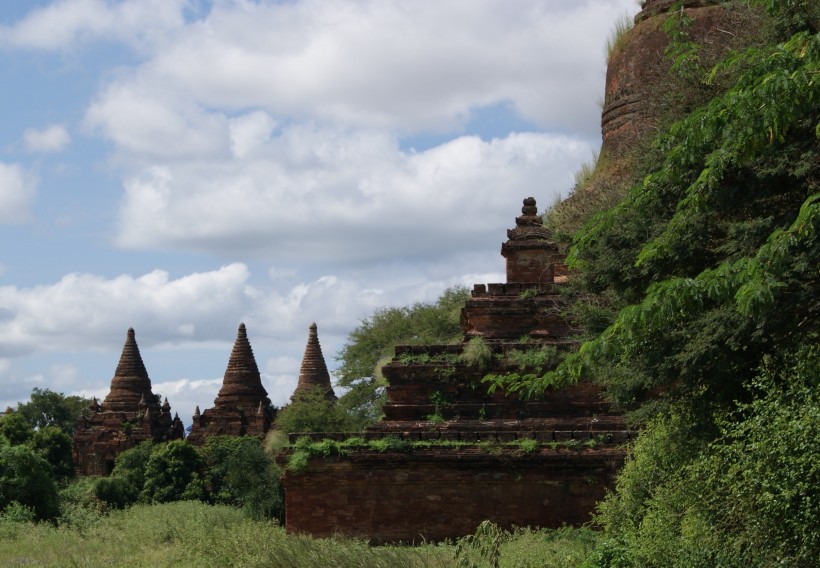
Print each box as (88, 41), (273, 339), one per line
(281, 198), (628, 542)
(291, 323), (336, 401)
(73, 328), (184, 476)
(187, 323), (274, 444)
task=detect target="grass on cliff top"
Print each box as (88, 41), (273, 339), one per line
(0, 500), (600, 568)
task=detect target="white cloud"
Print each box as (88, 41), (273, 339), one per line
(82, 0), (638, 149)
(0, 0), (188, 52)
(0, 163), (35, 224)
(113, 128), (589, 261)
(23, 124), (71, 153)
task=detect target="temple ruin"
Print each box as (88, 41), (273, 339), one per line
(278, 197), (630, 543)
(187, 323), (275, 445)
(72, 328), (184, 476)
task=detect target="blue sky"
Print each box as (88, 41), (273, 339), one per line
(0, 0), (639, 424)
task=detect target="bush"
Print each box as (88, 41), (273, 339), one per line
(202, 436), (283, 520)
(141, 440), (205, 503)
(276, 388), (357, 434)
(0, 445), (59, 521)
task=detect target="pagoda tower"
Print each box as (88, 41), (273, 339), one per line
(187, 323), (274, 444)
(291, 322), (336, 401)
(72, 328), (184, 476)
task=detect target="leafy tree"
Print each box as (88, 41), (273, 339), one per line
(541, 1), (820, 565)
(110, 440), (154, 502)
(593, 349), (820, 567)
(16, 388), (89, 435)
(141, 440), (205, 503)
(28, 426), (74, 481)
(0, 445), (59, 520)
(335, 286), (469, 425)
(0, 411), (33, 446)
(202, 436), (283, 520)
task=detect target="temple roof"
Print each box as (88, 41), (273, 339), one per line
(292, 322), (336, 401)
(213, 323), (270, 411)
(102, 328), (157, 412)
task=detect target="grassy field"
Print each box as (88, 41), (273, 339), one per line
(0, 501), (598, 567)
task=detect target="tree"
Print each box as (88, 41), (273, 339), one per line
(546, 1), (820, 565)
(141, 440), (205, 503)
(110, 440), (154, 502)
(0, 445), (59, 521)
(201, 436), (283, 520)
(16, 388), (89, 435)
(334, 286), (469, 425)
(28, 426), (74, 481)
(0, 411), (33, 446)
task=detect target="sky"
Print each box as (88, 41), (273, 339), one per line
(0, 0), (640, 425)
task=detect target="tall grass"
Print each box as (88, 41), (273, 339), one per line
(0, 502), (599, 567)
(0, 502), (451, 568)
(605, 13), (635, 62)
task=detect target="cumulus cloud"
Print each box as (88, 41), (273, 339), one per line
(0, 0), (188, 52)
(0, 259), (497, 418)
(113, 129), (589, 262)
(82, 0), (636, 141)
(23, 124), (71, 153)
(0, 163), (35, 224)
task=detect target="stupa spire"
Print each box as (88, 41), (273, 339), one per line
(213, 323), (270, 412)
(292, 322), (336, 401)
(102, 328), (157, 412)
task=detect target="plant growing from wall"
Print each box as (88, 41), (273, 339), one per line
(459, 336), (492, 371)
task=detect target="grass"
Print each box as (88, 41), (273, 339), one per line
(605, 13), (634, 62)
(0, 501), (453, 567)
(0, 501), (601, 567)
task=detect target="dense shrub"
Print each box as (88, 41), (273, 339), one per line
(0, 445), (59, 521)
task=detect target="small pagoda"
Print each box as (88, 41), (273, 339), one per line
(72, 328), (184, 476)
(291, 322), (336, 401)
(280, 198), (629, 542)
(187, 323), (275, 444)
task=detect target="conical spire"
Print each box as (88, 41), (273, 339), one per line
(103, 328), (157, 412)
(292, 322), (336, 401)
(213, 323), (270, 412)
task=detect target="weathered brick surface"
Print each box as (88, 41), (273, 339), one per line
(73, 329), (183, 476)
(291, 322), (336, 401)
(283, 448), (625, 543)
(188, 323), (273, 445)
(281, 198), (628, 541)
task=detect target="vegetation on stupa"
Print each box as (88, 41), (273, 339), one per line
(1, 0), (817, 565)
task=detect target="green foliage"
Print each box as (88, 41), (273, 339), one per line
(459, 336), (492, 371)
(557, 9), (820, 424)
(201, 436), (283, 521)
(591, 349), (820, 567)
(141, 440), (205, 504)
(28, 426), (74, 481)
(16, 388), (89, 435)
(110, 440), (154, 501)
(0, 501), (455, 567)
(275, 387), (359, 433)
(334, 286), (469, 425)
(0, 445), (60, 521)
(0, 412), (33, 446)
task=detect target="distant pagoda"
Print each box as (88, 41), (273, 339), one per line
(72, 328), (184, 476)
(291, 322), (336, 401)
(187, 323), (275, 444)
